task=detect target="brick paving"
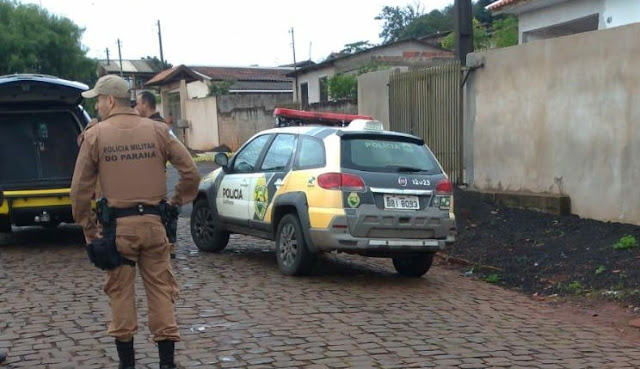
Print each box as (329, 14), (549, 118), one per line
(2, 220), (640, 368)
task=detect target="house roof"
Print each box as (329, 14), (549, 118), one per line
(98, 59), (162, 74)
(190, 66), (293, 82)
(288, 38), (452, 76)
(486, 0), (535, 12)
(145, 65), (204, 87)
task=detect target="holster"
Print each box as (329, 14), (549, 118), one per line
(158, 200), (179, 243)
(85, 198), (135, 270)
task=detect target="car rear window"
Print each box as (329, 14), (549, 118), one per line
(341, 136), (441, 173)
(0, 111), (81, 184)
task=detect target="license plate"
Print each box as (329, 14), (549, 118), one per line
(383, 195), (419, 210)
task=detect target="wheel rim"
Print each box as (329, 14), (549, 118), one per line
(193, 206), (216, 246)
(279, 223), (298, 267)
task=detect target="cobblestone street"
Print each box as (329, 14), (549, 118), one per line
(2, 218), (640, 369)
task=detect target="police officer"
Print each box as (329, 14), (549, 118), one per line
(135, 90), (178, 259)
(70, 74), (199, 369)
(136, 91), (165, 123)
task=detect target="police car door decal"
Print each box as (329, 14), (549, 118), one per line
(249, 172), (285, 222)
(216, 174), (251, 220)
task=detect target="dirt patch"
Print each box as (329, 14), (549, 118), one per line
(439, 188), (640, 335)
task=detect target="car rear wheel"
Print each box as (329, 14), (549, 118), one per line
(275, 214), (315, 276)
(392, 253), (435, 277)
(190, 198), (229, 252)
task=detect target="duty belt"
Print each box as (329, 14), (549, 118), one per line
(114, 204), (161, 218)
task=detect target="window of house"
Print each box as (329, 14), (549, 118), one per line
(300, 82), (309, 108)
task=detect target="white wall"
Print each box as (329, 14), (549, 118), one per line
(187, 80), (210, 99)
(465, 23), (640, 224)
(184, 97), (218, 151)
(297, 66), (334, 104)
(518, 0), (601, 42)
(603, 0), (640, 28)
(517, 0), (640, 43)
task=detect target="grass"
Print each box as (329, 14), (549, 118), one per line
(613, 235), (637, 250)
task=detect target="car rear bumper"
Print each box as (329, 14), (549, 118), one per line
(309, 228), (454, 253)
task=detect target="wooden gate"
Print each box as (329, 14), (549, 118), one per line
(389, 62), (463, 184)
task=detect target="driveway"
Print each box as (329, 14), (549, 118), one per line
(1, 217), (640, 368)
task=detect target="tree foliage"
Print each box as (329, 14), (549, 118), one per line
(375, 3), (425, 43)
(142, 56), (173, 71)
(207, 80), (234, 97)
(326, 74), (358, 101)
(376, 1), (518, 50)
(0, 0), (96, 84)
(340, 41), (375, 55)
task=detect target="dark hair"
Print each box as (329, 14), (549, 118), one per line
(139, 91), (156, 109)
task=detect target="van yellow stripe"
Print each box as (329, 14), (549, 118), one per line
(4, 189), (70, 197)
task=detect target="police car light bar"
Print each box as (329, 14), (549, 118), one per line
(274, 108), (373, 128)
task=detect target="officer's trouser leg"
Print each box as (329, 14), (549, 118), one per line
(138, 233), (180, 342)
(105, 265), (138, 341)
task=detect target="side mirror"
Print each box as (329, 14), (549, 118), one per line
(214, 152), (229, 168)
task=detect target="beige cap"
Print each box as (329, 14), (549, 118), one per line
(82, 74), (130, 99)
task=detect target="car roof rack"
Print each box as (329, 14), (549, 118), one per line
(273, 108), (373, 127)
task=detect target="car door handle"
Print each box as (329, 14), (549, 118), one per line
(274, 179), (284, 188)
(240, 182), (249, 187)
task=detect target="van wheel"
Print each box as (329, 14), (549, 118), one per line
(275, 214), (315, 276)
(190, 198), (229, 252)
(392, 253), (435, 277)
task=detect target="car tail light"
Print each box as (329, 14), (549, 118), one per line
(433, 179), (453, 210)
(436, 179), (452, 194)
(318, 173), (365, 191)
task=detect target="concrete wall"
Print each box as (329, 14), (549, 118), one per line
(184, 97), (218, 151)
(357, 67), (409, 129)
(307, 99), (358, 115)
(465, 23), (640, 224)
(217, 93), (293, 151)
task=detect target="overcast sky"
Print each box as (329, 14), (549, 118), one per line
(20, 0), (453, 67)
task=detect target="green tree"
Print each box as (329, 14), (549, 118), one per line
(441, 18), (489, 50)
(491, 15), (518, 48)
(473, 0), (494, 25)
(326, 74), (358, 100)
(207, 80), (234, 97)
(340, 41), (375, 55)
(0, 0), (96, 84)
(375, 3), (424, 43)
(142, 56), (173, 71)
(397, 6), (453, 40)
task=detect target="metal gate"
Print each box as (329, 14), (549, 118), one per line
(389, 62), (463, 184)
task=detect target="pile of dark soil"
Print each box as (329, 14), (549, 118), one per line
(444, 188), (640, 307)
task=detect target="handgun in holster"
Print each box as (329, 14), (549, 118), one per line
(159, 200), (179, 243)
(86, 198), (135, 270)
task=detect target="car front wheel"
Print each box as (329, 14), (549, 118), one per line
(392, 253), (435, 277)
(190, 198), (229, 252)
(275, 214), (315, 276)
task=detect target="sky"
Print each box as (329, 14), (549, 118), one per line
(20, 0), (453, 68)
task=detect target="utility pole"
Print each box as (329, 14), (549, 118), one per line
(106, 48), (110, 64)
(157, 20), (165, 68)
(117, 39), (123, 77)
(289, 27), (299, 104)
(454, 0), (473, 66)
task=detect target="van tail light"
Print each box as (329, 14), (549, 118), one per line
(433, 179), (453, 210)
(318, 173), (365, 191)
(436, 179), (453, 194)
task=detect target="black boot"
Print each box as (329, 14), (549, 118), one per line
(115, 339), (135, 369)
(158, 340), (176, 369)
